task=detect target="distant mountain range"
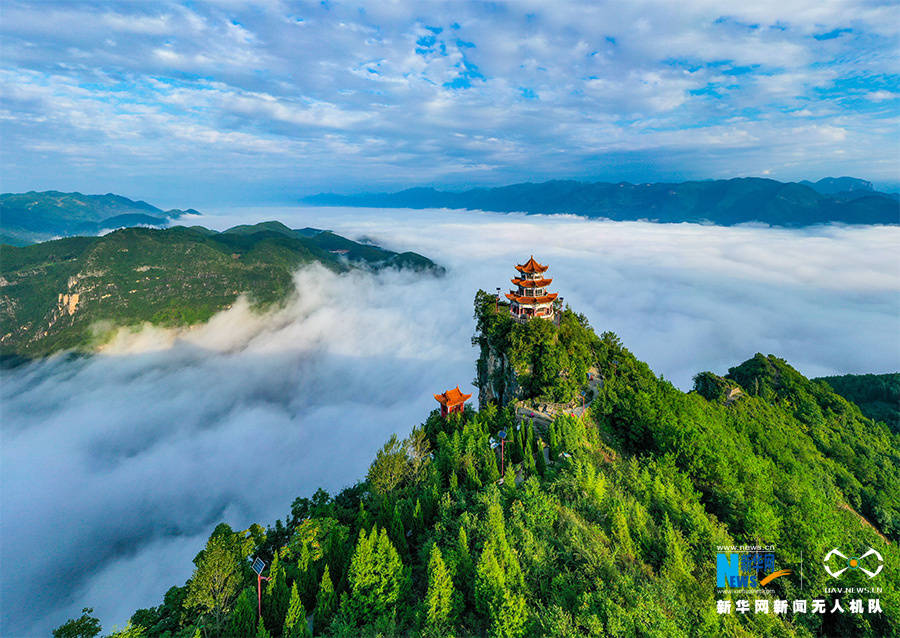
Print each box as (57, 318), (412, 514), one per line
(0, 221), (441, 359)
(0, 191), (197, 245)
(306, 177), (900, 226)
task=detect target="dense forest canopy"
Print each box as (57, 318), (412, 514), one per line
(57, 294), (899, 637)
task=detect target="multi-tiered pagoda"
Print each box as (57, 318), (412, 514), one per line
(506, 256), (558, 322)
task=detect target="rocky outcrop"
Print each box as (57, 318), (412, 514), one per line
(476, 342), (520, 408)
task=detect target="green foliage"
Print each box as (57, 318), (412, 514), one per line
(184, 525), (244, 636)
(817, 372), (900, 434)
(0, 223), (440, 358)
(110, 298), (900, 638)
(314, 566), (338, 631)
(227, 587), (256, 638)
(423, 544), (454, 631)
(343, 526), (403, 628)
(255, 616), (271, 638)
(264, 553), (289, 634)
(52, 607), (102, 638)
(283, 583), (310, 638)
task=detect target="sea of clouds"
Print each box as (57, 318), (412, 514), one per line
(2, 207), (898, 635)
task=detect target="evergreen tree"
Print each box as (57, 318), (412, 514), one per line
(283, 582), (310, 638)
(346, 526), (403, 626)
(412, 498), (424, 533)
(255, 616), (271, 638)
(315, 565), (338, 630)
(227, 587), (256, 638)
(474, 541), (505, 619)
(535, 440), (547, 477)
(522, 442), (536, 476)
(423, 544), (454, 631)
(548, 420), (558, 459)
(390, 502), (408, 555)
(264, 553), (289, 634)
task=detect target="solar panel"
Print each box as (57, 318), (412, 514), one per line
(252, 557), (265, 575)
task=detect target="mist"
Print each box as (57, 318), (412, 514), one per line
(2, 207), (898, 636)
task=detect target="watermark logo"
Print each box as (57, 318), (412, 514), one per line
(717, 550), (792, 589)
(824, 548), (883, 579)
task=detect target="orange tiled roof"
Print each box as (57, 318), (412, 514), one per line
(506, 292), (559, 305)
(511, 277), (552, 288)
(434, 385), (472, 406)
(515, 256), (549, 274)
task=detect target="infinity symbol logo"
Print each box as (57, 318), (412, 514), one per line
(824, 548), (883, 578)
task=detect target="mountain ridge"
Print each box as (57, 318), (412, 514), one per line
(305, 177), (900, 226)
(0, 190), (199, 246)
(0, 221), (442, 359)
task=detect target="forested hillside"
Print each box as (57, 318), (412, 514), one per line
(0, 191), (195, 245)
(815, 373), (900, 434)
(57, 294), (899, 638)
(0, 222), (440, 359)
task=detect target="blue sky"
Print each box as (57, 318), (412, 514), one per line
(0, 0), (898, 205)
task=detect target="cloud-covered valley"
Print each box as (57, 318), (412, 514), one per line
(2, 208), (898, 635)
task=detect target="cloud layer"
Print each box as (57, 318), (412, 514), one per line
(1, 1), (898, 202)
(2, 208), (899, 635)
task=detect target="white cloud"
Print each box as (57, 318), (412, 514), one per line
(2, 208), (898, 635)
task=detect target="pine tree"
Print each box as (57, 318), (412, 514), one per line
(535, 440), (547, 477)
(423, 544), (454, 631)
(227, 587), (256, 638)
(283, 582), (310, 638)
(346, 526), (403, 626)
(390, 502), (408, 555)
(522, 442), (536, 476)
(264, 553), (289, 634)
(412, 498), (424, 533)
(255, 616), (271, 638)
(315, 565), (338, 630)
(474, 541), (505, 618)
(548, 420), (559, 458)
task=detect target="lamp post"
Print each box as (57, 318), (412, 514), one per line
(498, 429), (507, 476)
(252, 557), (269, 620)
(496, 287), (501, 311)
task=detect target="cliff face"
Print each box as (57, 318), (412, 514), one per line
(475, 338), (519, 408)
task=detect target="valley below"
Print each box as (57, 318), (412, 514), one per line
(2, 206), (898, 636)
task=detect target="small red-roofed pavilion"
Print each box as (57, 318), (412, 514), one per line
(434, 386), (472, 417)
(506, 256), (559, 322)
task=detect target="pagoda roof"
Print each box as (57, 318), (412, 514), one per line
(511, 277), (552, 288)
(506, 292), (558, 305)
(515, 256), (549, 274)
(434, 385), (472, 406)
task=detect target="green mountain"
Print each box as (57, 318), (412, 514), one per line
(815, 373), (900, 435)
(0, 222), (442, 359)
(0, 190), (196, 245)
(305, 177), (900, 226)
(69, 293), (898, 638)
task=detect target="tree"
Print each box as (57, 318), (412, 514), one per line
(227, 587), (256, 638)
(52, 607), (101, 638)
(315, 565), (338, 630)
(535, 440), (547, 477)
(423, 545), (454, 631)
(346, 526), (403, 627)
(367, 434), (407, 495)
(284, 582), (310, 638)
(264, 553), (289, 633)
(103, 622), (146, 638)
(185, 528), (243, 636)
(256, 616), (271, 638)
